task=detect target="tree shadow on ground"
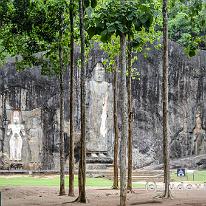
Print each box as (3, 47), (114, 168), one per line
(130, 200), (163, 205)
(96, 188), (115, 190)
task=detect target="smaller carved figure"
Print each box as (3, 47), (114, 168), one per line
(192, 111), (206, 155)
(7, 110), (25, 161)
(28, 117), (43, 163)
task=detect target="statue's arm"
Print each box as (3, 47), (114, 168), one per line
(203, 131), (206, 141)
(20, 126), (26, 136)
(6, 125), (12, 136)
(193, 134), (197, 142)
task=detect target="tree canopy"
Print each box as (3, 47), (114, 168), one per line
(0, 0), (205, 63)
(168, 0), (206, 56)
(86, 0), (156, 42)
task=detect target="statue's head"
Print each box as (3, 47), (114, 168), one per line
(32, 117), (40, 127)
(93, 62), (105, 82)
(12, 110), (21, 124)
(196, 111), (201, 118)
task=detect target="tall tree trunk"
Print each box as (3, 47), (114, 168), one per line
(77, 0), (86, 202)
(59, 23), (65, 196)
(1, 92), (7, 155)
(112, 64), (119, 190)
(120, 32), (128, 206)
(68, 0), (75, 197)
(127, 36), (132, 192)
(162, 0), (171, 198)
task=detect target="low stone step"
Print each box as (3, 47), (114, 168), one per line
(86, 164), (113, 170)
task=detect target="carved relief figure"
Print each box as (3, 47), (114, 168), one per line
(28, 117), (43, 162)
(7, 110), (25, 161)
(86, 62), (113, 158)
(192, 111), (206, 155)
(171, 117), (189, 159)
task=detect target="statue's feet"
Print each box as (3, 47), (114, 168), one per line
(99, 153), (106, 158)
(91, 153), (98, 158)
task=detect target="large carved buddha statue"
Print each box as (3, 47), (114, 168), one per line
(86, 62), (113, 161)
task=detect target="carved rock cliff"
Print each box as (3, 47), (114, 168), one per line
(0, 41), (205, 169)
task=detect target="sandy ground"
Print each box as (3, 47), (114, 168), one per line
(1, 186), (206, 206)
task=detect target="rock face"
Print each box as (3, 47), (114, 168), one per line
(0, 64), (61, 169)
(131, 41), (206, 168)
(0, 41), (205, 170)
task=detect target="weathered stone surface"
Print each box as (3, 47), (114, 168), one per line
(0, 65), (60, 169)
(0, 41), (205, 170)
(131, 41), (205, 168)
(143, 154), (206, 170)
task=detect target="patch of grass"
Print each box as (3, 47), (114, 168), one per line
(171, 170), (206, 182)
(0, 175), (145, 188)
(133, 183), (146, 189)
(0, 175), (112, 187)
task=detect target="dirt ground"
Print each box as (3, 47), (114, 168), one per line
(1, 186), (206, 206)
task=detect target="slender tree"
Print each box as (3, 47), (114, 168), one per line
(127, 35), (133, 192)
(119, 0), (128, 205)
(112, 62), (119, 189)
(119, 32), (128, 206)
(68, 0), (75, 197)
(59, 14), (66, 196)
(162, 0), (171, 199)
(1, 91), (7, 156)
(76, 0), (86, 202)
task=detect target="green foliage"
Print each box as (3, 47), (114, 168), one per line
(0, 0), (12, 27)
(98, 35), (120, 73)
(28, 0), (70, 75)
(11, 0), (32, 33)
(84, 0), (97, 9)
(86, 0), (156, 42)
(91, 0), (97, 8)
(168, 0), (206, 56)
(1, 0), (204, 69)
(0, 0), (71, 75)
(31, 0), (69, 42)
